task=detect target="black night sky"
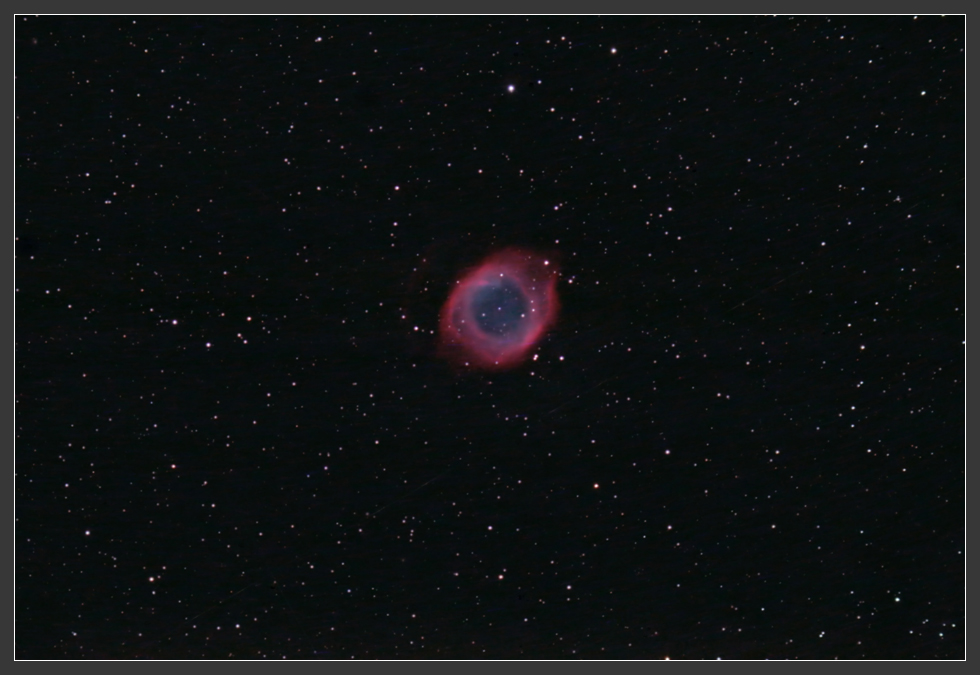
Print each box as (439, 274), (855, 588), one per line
(16, 16), (964, 659)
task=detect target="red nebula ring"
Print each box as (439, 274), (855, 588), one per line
(438, 248), (559, 370)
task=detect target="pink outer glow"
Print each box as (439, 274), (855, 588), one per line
(438, 248), (559, 371)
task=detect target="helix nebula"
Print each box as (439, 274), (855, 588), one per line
(438, 248), (560, 371)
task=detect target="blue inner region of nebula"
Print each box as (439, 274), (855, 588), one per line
(472, 279), (527, 338)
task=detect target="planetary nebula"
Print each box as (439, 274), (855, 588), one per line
(438, 248), (559, 370)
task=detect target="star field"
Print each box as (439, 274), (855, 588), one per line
(16, 16), (963, 659)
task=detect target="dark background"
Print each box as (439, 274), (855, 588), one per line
(16, 16), (963, 659)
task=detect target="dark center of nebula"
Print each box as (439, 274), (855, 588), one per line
(472, 278), (527, 337)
